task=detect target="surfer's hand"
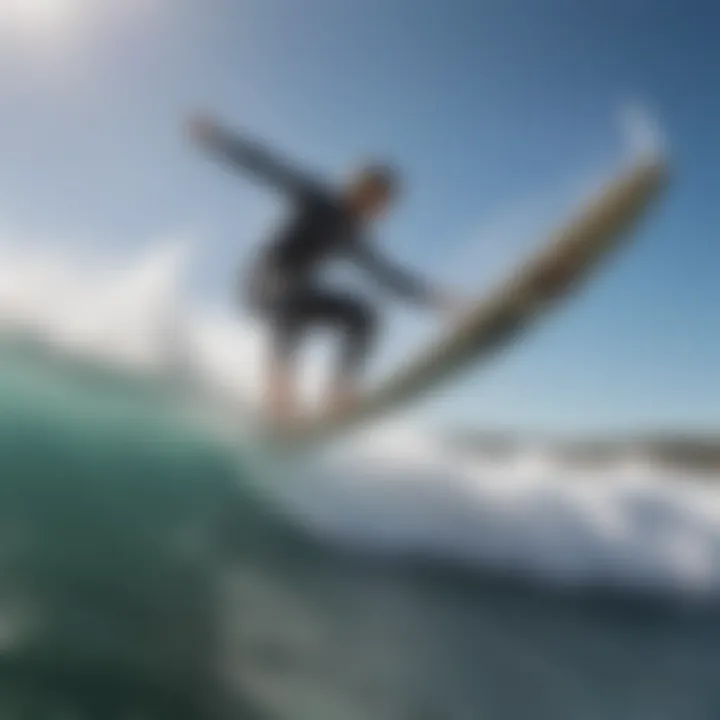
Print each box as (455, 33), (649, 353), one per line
(434, 290), (467, 319)
(187, 113), (219, 146)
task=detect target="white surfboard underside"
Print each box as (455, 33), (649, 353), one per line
(281, 155), (669, 446)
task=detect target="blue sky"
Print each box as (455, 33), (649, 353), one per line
(0, 0), (717, 434)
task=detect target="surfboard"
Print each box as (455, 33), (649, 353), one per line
(274, 154), (669, 446)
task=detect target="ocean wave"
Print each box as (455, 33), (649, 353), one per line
(278, 425), (720, 598)
(0, 237), (719, 602)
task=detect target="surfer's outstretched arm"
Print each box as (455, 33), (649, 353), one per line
(352, 241), (438, 307)
(188, 114), (323, 199)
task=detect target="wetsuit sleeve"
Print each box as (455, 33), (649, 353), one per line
(197, 121), (325, 200)
(352, 241), (436, 307)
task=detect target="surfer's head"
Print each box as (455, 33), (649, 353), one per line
(345, 163), (400, 220)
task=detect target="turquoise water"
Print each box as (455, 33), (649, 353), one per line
(0, 344), (719, 720)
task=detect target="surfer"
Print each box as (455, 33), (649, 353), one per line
(188, 114), (457, 425)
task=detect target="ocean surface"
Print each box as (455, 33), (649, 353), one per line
(0, 242), (719, 719)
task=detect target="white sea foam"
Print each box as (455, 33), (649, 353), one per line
(274, 425), (720, 599)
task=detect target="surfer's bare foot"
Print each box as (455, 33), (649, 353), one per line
(266, 362), (300, 428)
(326, 382), (360, 417)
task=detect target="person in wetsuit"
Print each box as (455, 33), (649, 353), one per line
(188, 114), (454, 424)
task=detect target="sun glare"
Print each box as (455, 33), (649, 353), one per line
(0, 0), (81, 38)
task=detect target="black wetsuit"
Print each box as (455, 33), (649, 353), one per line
(200, 124), (435, 377)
